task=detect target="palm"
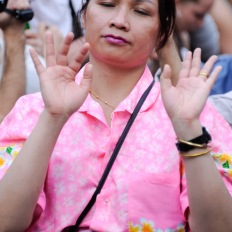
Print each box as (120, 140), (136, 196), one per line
(30, 32), (92, 117)
(160, 49), (221, 122)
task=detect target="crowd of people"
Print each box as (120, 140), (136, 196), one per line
(0, 0), (231, 231)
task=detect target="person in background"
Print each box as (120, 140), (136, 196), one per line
(209, 0), (232, 54)
(29, 0), (82, 37)
(150, 35), (232, 129)
(189, 14), (220, 62)
(159, 0), (232, 127)
(26, 0), (83, 58)
(175, 0), (219, 62)
(0, 0), (232, 231)
(0, 0), (28, 122)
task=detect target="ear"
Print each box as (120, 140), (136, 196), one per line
(81, 12), (86, 29)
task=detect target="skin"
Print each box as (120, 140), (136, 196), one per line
(210, 0), (232, 54)
(82, 0), (160, 69)
(176, 0), (214, 32)
(81, 0), (161, 124)
(0, 0), (29, 123)
(0, 0), (232, 231)
(25, 22), (64, 57)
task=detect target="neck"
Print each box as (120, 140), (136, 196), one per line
(89, 56), (147, 107)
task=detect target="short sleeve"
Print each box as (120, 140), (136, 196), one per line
(180, 100), (232, 216)
(0, 93), (46, 221)
(209, 91), (232, 128)
(0, 143), (23, 179)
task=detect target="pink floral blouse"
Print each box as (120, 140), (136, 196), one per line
(0, 66), (232, 232)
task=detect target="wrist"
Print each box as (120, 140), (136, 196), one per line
(180, 147), (212, 159)
(41, 110), (69, 126)
(3, 25), (25, 40)
(171, 119), (202, 141)
(4, 32), (25, 53)
(176, 126), (212, 153)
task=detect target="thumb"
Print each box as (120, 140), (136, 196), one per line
(79, 63), (93, 92)
(160, 64), (172, 92)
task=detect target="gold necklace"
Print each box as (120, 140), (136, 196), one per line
(89, 90), (116, 110)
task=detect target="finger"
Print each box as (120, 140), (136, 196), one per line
(199, 55), (218, 79)
(189, 48), (201, 77)
(45, 31), (56, 67)
(160, 64), (172, 92)
(38, 22), (47, 34)
(25, 30), (39, 38)
(56, 32), (74, 66)
(29, 48), (45, 76)
(68, 43), (90, 73)
(79, 63), (93, 91)
(206, 66), (222, 89)
(179, 51), (192, 79)
(26, 38), (42, 47)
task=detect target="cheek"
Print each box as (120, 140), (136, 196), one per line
(136, 34), (157, 56)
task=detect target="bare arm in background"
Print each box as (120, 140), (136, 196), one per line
(157, 35), (182, 86)
(210, 0), (232, 54)
(0, 0), (29, 123)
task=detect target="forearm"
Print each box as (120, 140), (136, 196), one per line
(0, 110), (67, 231)
(174, 120), (232, 231)
(157, 37), (182, 86)
(184, 152), (232, 231)
(210, 0), (232, 54)
(0, 29), (26, 122)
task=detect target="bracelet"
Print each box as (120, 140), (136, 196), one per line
(180, 147), (212, 158)
(176, 127), (212, 153)
(176, 139), (207, 148)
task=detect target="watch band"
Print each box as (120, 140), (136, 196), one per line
(176, 127), (212, 152)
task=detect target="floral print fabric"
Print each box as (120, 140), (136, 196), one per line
(0, 66), (232, 231)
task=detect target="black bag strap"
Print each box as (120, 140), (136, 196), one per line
(63, 78), (155, 232)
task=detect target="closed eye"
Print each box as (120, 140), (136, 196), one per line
(134, 9), (149, 16)
(99, 2), (115, 7)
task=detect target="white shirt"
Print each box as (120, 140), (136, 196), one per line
(209, 91), (232, 128)
(29, 0), (83, 36)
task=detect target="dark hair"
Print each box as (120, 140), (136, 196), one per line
(80, 0), (176, 51)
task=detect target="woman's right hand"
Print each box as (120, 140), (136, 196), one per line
(30, 31), (92, 119)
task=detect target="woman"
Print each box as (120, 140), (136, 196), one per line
(0, 0), (232, 231)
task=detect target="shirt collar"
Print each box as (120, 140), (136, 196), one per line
(76, 65), (160, 114)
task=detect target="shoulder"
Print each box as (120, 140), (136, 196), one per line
(0, 93), (44, 141)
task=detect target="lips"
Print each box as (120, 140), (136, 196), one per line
(103, 34), (129, 44)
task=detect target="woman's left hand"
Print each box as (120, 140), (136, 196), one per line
(160, 48), (221, 137)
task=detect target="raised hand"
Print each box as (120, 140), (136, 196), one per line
(30, 31), (92, 118)
(0, 0), (29, 30)
(160, 48), (221, 126)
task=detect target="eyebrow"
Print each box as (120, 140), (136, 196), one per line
(135, 0), (156, 5)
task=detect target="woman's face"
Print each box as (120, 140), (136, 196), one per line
(82, 0), (160, 69)
(176, 0), (214, 32)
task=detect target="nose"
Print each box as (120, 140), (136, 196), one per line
(109, 7), (130, 31)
